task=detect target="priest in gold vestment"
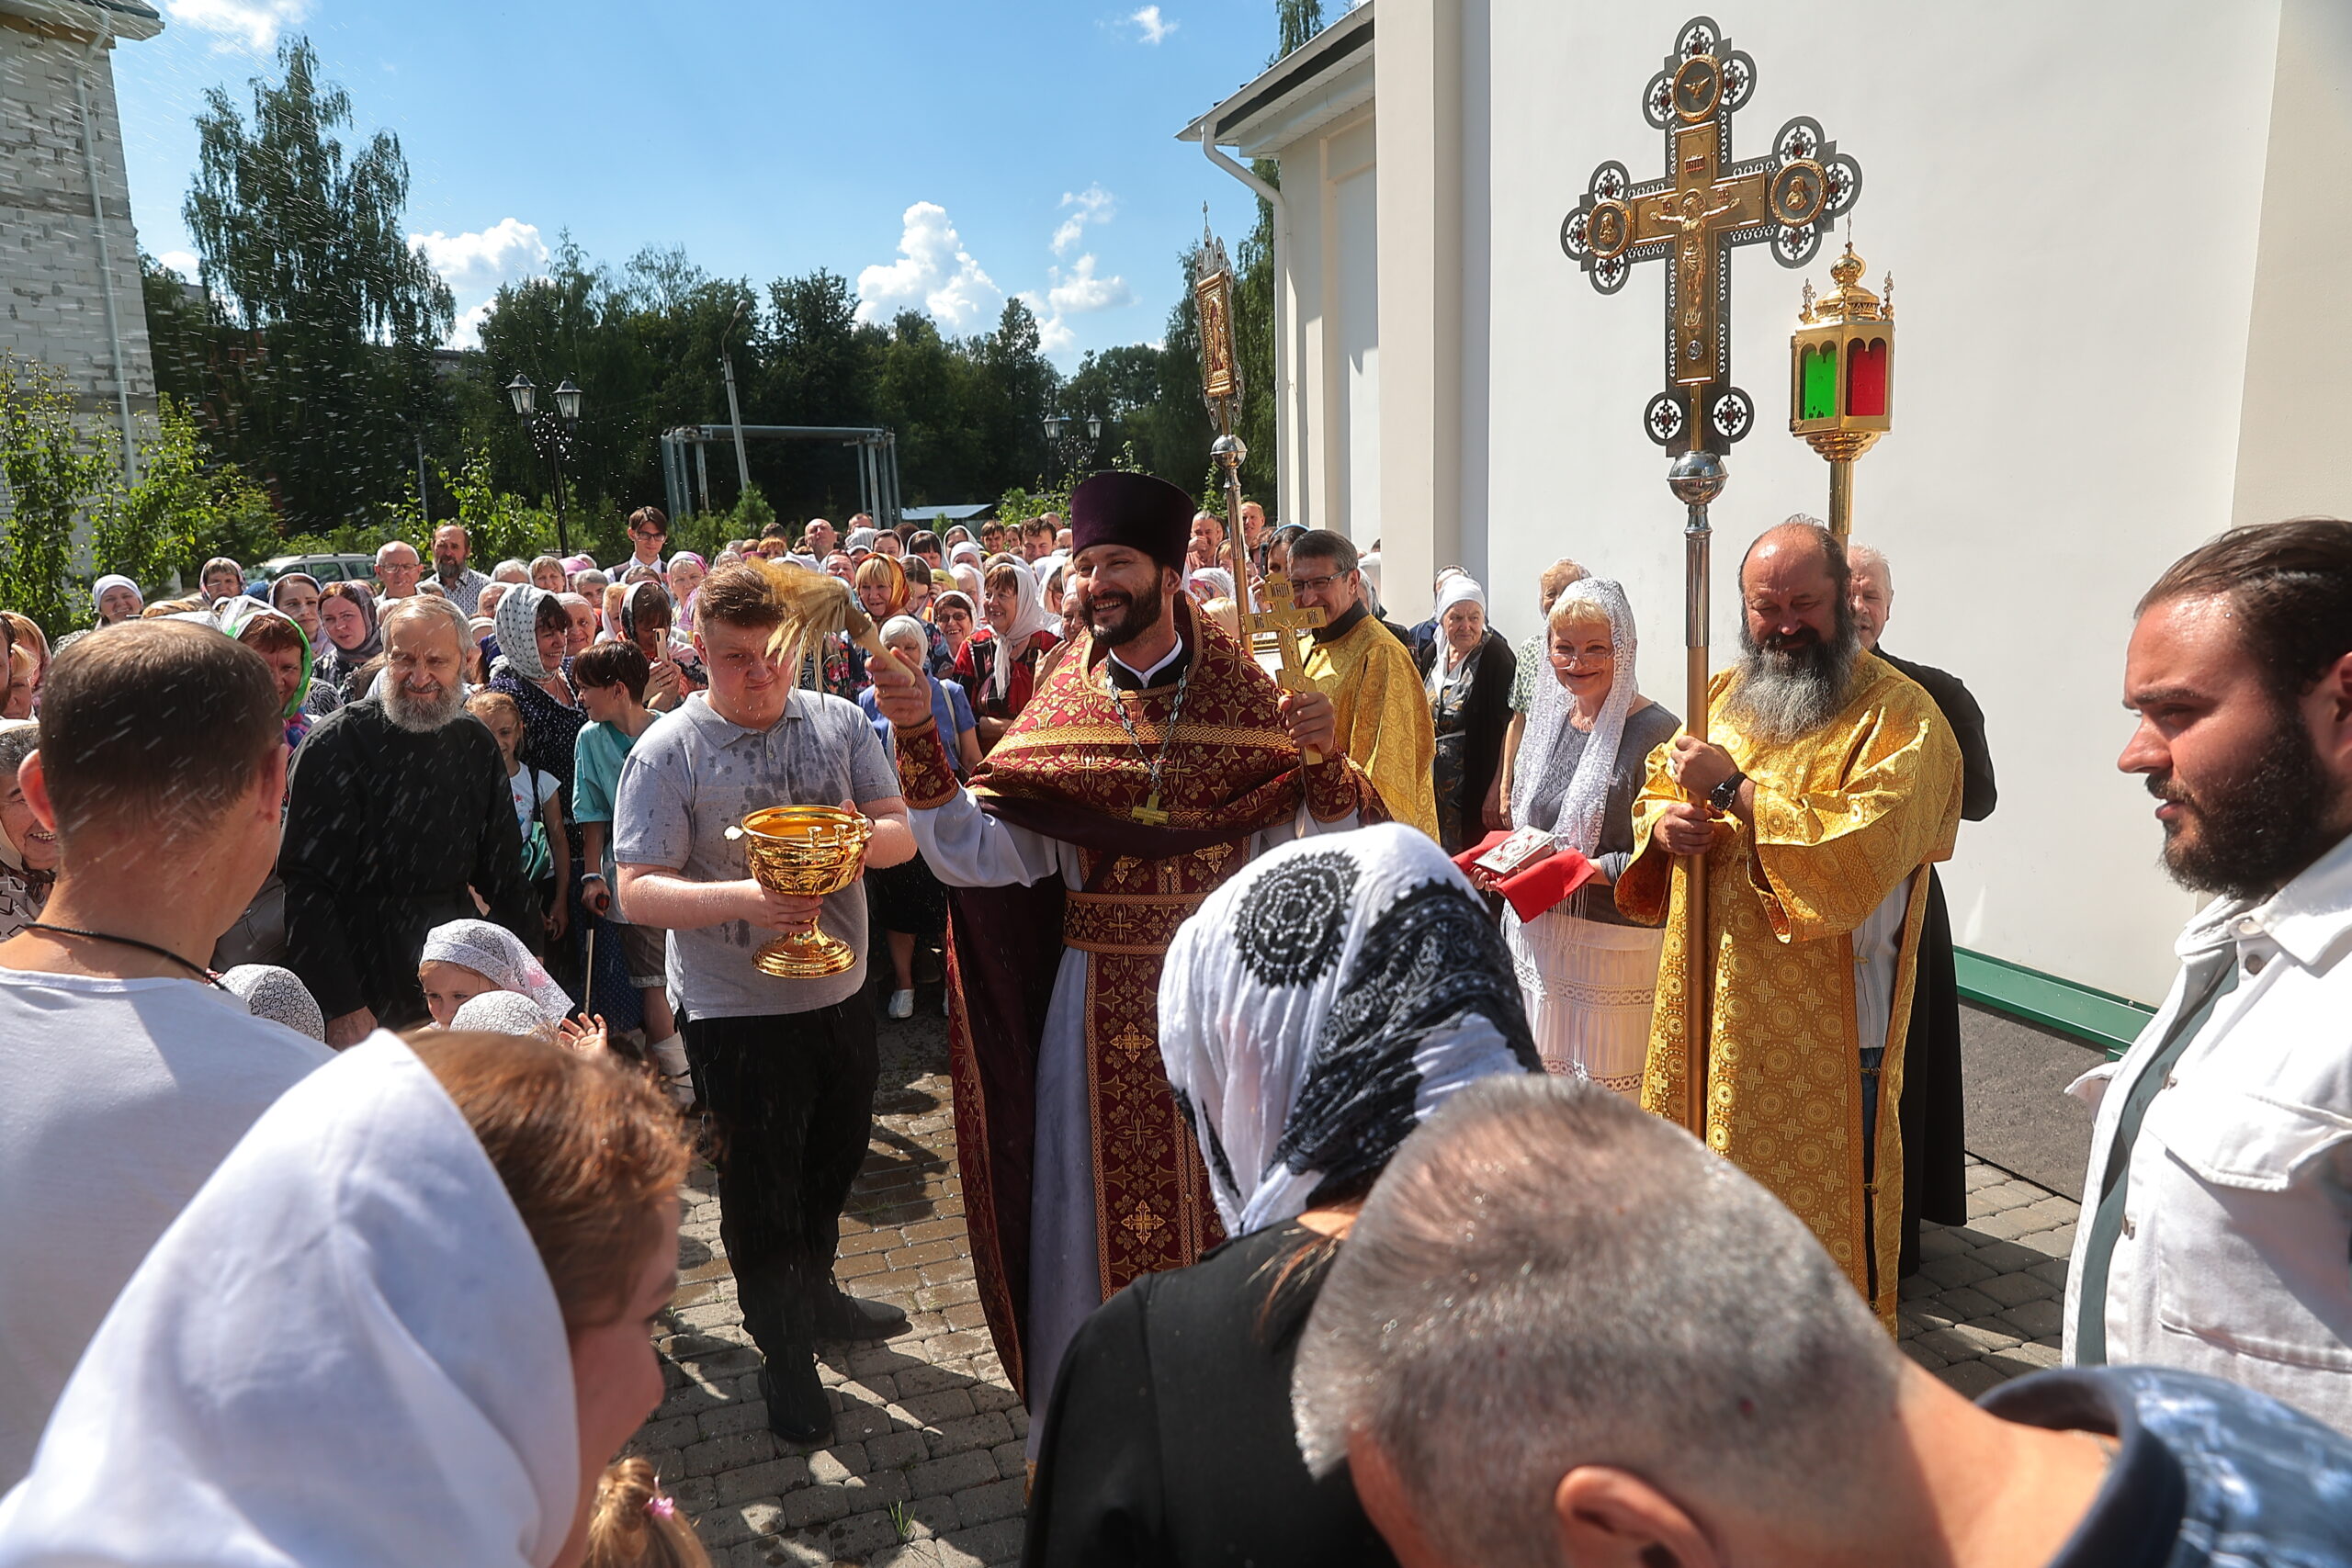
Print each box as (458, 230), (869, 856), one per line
(1617, 523), (1962, 1324)
(870, 472), (1378, 1435)
(1286, 528), (1439, 840)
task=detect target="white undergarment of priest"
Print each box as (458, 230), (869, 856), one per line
(1617, 520), (1962, 1325)
(866, 471), (1382, 1436)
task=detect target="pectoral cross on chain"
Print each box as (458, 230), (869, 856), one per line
(1559, 14), (1862, 453)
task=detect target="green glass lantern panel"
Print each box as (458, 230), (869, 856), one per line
(1800, 344), (1838, 420)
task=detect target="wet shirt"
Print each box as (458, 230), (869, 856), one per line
(614, 689), (897, 1020)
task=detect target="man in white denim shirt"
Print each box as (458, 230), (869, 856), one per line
(2067, 517), (2352, 1434)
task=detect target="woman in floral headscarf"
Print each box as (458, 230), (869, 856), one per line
(1027, 825), (1536, 1568)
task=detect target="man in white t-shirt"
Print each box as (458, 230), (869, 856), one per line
(0, 622), (334, 1484)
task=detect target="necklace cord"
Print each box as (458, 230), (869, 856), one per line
(20, 922), (228, 991)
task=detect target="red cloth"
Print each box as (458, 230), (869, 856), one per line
(1452, 830), (1600, 924)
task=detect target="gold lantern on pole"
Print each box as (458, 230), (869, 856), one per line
(1788, 242), (1894, 540)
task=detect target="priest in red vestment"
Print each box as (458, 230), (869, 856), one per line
(868, 471), (1382, 1434)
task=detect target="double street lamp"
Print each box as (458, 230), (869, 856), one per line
(505, 372), (584, 556)
(1042, 411), (1102, 486)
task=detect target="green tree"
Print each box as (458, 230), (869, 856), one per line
(0, 356), (114, 636)
(183, 36), (454, 533)
(91, 395), (276, 594)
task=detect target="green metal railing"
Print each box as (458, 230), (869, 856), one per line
(1955, 949), (2156, 1061)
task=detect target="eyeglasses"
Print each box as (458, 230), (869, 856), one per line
(1551, 649), (1613, 669)
(1289, 573), (1343, 593)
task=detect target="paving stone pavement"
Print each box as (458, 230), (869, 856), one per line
(1899, 1156), (2084, 1396)
(628, 998), (2086, 1565)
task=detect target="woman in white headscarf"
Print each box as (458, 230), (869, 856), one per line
(1025, 825), (1537, 1568)
(955, 556), (1058, 751)
(0, 1030), (688, 1567)
(89, 575), (142, 626)
(1414, 576), (1517, 852)
(1491, 578), (1679, 1090)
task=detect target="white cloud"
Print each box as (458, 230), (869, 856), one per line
(854, 202), (1004, 333)
(1129, 5), (1176, 44)
(1046, 254), (1133, 315)
(408, 219), (550, 347)
(164, 0), (311, 52)
(157, 250), (200, 282)
(1051, 184), (1116, 256)
(1033, 311), (1077, 355)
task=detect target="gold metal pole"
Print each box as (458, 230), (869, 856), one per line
(1827, 458), (1853, 542)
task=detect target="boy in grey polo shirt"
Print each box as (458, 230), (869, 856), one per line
(616, 563), (916, 1445)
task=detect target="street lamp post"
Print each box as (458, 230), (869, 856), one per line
(506, 372), (585, 557)
(1041, 411), (1102, 487)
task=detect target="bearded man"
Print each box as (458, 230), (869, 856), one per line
(1617, 520), (1962, 1323)
(869, 471), (1377, 1431)
(280, 594), (536, 1044)
(2068, 517), (2352, 1433)
(428, 523), (492, 615)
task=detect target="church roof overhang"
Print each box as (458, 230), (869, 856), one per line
(0, 0), (164, 42)
(1175, 1), (1374, 161)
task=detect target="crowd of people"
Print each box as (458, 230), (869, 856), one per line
(0, 477), (2346, 1568)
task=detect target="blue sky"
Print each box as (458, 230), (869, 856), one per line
(115, 0), (1320, 367)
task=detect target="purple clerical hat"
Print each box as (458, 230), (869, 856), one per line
(1069, 471), (1194, 571)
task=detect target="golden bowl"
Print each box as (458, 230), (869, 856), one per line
(729, 804), (875, 978)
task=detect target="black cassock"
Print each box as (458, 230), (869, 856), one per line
(280, 698), (537, 1030)
(1024, 1221), (1398, 1568)
(1879, 649), (1998, 1276)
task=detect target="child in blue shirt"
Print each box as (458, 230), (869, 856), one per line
(570, 640), (690, 1104)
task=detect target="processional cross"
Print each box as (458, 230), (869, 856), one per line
(1559, 15), (1863, 1137)
(1196, 216), (1326, 761)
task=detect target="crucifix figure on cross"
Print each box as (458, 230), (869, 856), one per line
(1561, 13), (1862, 454)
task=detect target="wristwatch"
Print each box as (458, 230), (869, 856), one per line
(1707, 770), (1747, 813)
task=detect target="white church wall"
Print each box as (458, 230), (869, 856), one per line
(1472, 1), (2290, 1003)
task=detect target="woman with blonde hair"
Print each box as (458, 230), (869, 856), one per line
(1485, 579), (1678, 1090)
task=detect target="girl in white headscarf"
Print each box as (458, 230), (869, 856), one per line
(419, 918), (576, 1026)
(1026, 825), (1536, 1568)
(1494, 578), (1679, 1090)
(0, 1031), (688, 1567)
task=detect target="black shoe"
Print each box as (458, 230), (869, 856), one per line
(758, 1353), (831, 1445)
(815, 1291), (910, 1341)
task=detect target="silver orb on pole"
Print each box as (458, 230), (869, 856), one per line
(1665, 446), (1727, 507)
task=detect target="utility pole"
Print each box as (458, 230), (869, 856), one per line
(720, 298), (754, 500)
(415, 431), (428, 523)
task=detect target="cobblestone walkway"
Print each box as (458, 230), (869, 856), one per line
(1900, 1156), (2082, 1394)
(633, 1010), (2086, 1565)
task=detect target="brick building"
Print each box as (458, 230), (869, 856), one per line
(1, 0), (162, 483)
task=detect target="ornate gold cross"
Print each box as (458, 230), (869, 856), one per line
(1562, 15), (1862, 453)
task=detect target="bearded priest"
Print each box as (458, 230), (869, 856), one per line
(867, 470), (1381, 1434)
(1616, 520), (1962, 1325)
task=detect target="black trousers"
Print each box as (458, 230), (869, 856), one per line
(682, 1000), (879, 1361)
